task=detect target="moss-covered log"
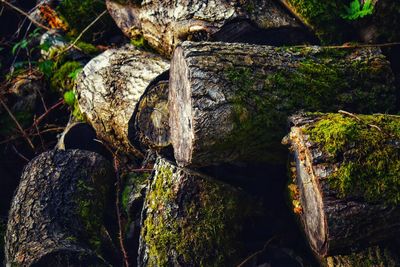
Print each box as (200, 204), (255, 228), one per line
(76, 45), (169, 155)
(284, 113), (400, 257)
(138, 157), (258, 266)
(169, 41), (397, 167)
(5, 149), (115, 266)
(106, 0), (307, 57)
(280, 0), (400, 43)
(324, 243), (400, 267)
(128, 77), (170, 152)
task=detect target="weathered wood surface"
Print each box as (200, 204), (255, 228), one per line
(138, 157), (258, 267)
(5, 149), (115, 266)
(106, 0), (305, 57)
(284, 113), (400, 257)
(128, 75), (170, 152)
(76, 45), (170, 155)
(169, 41), (397, 167)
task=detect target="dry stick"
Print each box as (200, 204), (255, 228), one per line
(236, 236), (276, 267)
(292, 42), (400, 49)
(12, 145), (30, 162)
(0, 97), (35, 149)
(61, 10), (107, 54)
(0, 0), (51, 31)
(112, 153), (130, 267)
(339, 110), (382, 131)
(32, 99), (64, 128)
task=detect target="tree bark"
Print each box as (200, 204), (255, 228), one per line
(138, 157), (259, 267)
(106, 0), (307, 57)
(128, 74), (170, 152)
(169, 41), (397, 167)
(5, 149), (116, 266)
(284, 113), (400, 257)
(76, 45), (170, 156)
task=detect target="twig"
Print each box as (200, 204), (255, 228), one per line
(33, 115), (46, 151)
(130, 168), (153, 172)
(0, 97), (35, 149)
(292, 42), (400, 49)
(0, 0), (51, 31)
(32, 99), (64, 128)
(339, 110), (382, 131)
(236, 236), (276, 267)
(12, 145), (30, 162)
(61, 10), (107, 54)
(113, 153), (130, 267)
(0, 127), (64, 145)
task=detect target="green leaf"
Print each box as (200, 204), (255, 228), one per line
(63, 90), (76, 106)
(38, 60), (54, 79)
(20, 39), (29, 49)
(39, 40), (52, 52)
(12, 43), (20, 55)
(67, 67), (83, 80)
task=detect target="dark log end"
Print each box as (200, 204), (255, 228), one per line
(169, 46), (193, 166)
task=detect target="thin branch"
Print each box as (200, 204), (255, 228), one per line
(32, 99), (64, 128)
(0, 97), (35, 149)
(339, 110), (382, 131)
(236, 236), (276, 267)
(292, 42), (400, 49)
(61, 10), (107, 54)
(12, 145), (30, 162)
(0, 0), (51, 31)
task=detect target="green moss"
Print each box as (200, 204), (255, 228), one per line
(220, 48), (396, 163)
(75, 41), (100, 55)
(75, 179), (106, 252)
(57, 0), (114, 42)
(304, 113), (400, 205)
(121, 172), (149, 213)
(142, 163), (253, 266)
(50, 61), (82, 92)
(286, 0), (351, 43)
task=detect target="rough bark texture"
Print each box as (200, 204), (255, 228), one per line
(5, 149), (115, 266)
(76, 45), (170, 155)
(138, 157), (257, 267)
(324, 243), (400, 267)
(106, 0), (304, 57)
(169, 41), (398, 167)
(284, 113), (400, 257)
(128, 76), (170, 151)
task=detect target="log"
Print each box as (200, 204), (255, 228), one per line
(5, 149), (116, 266)
(106, 0), (308, 57)
(138, 157), (259, 267)
(169, 41), (398, 167)
(76, 45), (170, 155)
(128, 72), (170, 152)
(284, 113), (400, 257)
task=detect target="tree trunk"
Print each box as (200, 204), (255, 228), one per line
(106, 0), (307, 57)
(284, 113), (400, 257)
(76, 45), (170, 156)
(138, 157), (260, 267)
(5, 149), (116, 266)
(169, 41), (397, 167)
(128, 74), (170, 152)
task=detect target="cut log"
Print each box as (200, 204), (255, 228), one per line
(5, 149), (116, 266)
(106, 0), (308, 57)
(128, 73), (170, 152)
(324, 243), (400, 267)
(284, 113), (400, 257)
(138, 157), (259, 267)
(169, 41), (398, 167)
(76, 45), (170, 156)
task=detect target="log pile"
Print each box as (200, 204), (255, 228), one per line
(3, 0), (400, 266)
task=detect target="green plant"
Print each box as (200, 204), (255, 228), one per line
(341, 0), (375, 20)
(63, 90), (76, 106)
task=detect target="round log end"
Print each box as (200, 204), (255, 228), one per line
(169, 46), (193, 166)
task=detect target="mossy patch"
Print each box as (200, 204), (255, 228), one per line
(121, 172), (149, 213)
(286, 0), (351, 43)
(304, 113), (400, 205)
(75, 179), (107, 252)
(142, 162), (255, 266)
(57, 0), (114, 42)
(50, 61), (82, 93)
(221, 47), (396, 163)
